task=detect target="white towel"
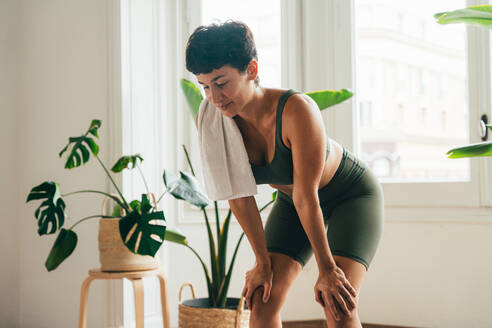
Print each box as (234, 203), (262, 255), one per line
(197, 98), (258, 201)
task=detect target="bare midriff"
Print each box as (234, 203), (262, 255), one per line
(269, 138), (344, 196)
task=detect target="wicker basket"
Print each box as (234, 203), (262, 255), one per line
(98, 193), (160, 272)
(178, 282), (250, 328)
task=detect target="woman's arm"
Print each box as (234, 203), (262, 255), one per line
(284, 94), (357, 320)
(228, 197), (270, 265)
(285, 94), (335, 270)
(228, 196), (272, 309)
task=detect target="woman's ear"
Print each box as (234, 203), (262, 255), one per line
(247, 59), (259, 80)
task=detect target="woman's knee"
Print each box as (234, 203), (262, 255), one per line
(250, 286), (282, 318)
(324, 301), (361, 328)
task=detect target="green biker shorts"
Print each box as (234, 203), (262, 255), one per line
(264, 147), (384, 270)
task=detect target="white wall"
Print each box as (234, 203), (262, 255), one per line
(0, 0), (21, 326)
(4, 1), (492, 328)
(8, 0), (111, 326)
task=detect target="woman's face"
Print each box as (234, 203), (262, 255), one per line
(196, 63), (256, 118)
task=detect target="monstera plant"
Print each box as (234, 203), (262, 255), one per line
(178, 78), (355, 307)
(26, 119), (207, 271)
(434, 5), (492, 158)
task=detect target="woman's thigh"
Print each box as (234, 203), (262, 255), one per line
(325, 167), (384, 270)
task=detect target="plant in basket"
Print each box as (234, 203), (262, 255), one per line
(25, 119), (202, 272)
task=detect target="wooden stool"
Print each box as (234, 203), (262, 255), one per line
(78, 268), (170, 328)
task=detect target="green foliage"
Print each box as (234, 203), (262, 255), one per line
(163, 170), (209, 208)
(119, 194), (167, 256)
(305, 89), (354, 110)
(58, 120), (101, 169)
(111, 154), (144, 172)
(446, 141), (492, 159)
(435, 5), (492, 28)
(45, 228), (77, 271)
(181, 79), (204, 120)
(26, 181), (66, 236)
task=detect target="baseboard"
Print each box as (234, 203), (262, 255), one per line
(283, 320), (419, 328)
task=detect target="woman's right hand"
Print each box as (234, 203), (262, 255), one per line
(241, 260), (273, 310)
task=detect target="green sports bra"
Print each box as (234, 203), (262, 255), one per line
(250, 89), (330, 185)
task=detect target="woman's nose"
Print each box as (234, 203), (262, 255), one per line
(209, 86), (222, 104)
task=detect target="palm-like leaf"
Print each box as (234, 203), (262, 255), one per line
(111, 154), (144, 172)
(181, 78), (204, 120)
(163, 170), (209, 208)
(435, 5), (492, 28)
(447, 141), (492, 158)
(306, 89), (354, 110)
(58, 120), (101, 169)
(26, 181), (66, 236)
(119, 194), (167, 256)
(45, 228), (77, 271)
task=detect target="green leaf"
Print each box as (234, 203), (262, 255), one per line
(45, 228), (78, 271)
(58, 136), (99, 169)
(26, 181), (66, 236)
(435, 5), (492, 28)
(218, 210), (232, 280)
(164, 228), (188, 245)
(217, 232), (245, 307)
(181, 78), (204, 120)
(111, 154), (144, 173)
(447, 141), (492, 158)
(119, 194), (167, 256)
(111, 203), (122, 217)
(88, 119), (102, 138)
(162, 170), (210, 208)
(305, 89), (354, 110)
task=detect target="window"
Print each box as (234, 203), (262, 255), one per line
(354, 0), (491, 207)
(356, 0), (469, 183)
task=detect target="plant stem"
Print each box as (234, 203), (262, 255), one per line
(182, 144), (196, 176)
(62, 190), (127, 210)
(136, 162), (150, 195)
(94, 154), (130, 210)
(69, 214), (120, 230)
(156, 189), (169, 205)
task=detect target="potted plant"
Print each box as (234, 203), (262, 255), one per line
(434, 4), (492, 159)
(175, 79), (355, 327)
(25, 119), (205, 272)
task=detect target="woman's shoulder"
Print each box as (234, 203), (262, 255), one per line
(281, 90), (324, 137)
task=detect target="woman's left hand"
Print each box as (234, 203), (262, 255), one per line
(314, 266), (358, 321)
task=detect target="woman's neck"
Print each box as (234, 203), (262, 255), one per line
(235, 86), (273, 127)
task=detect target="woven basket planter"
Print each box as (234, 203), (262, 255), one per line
(178, 282), (250, 328)
(98, 194), (160, 272)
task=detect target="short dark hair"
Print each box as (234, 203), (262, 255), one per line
(185, 20), (260, 86)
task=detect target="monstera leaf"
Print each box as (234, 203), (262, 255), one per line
(181, 78), (204, 120)
(58, 119), (101, 169)
(45, 228), (78, 271)
(306, 89), (354, 110)
(119, 194), (167, 256)
(435, 5), (492, 28)
(111, 154), (144, 172)
(163, 170), (209, 208)
(26, 181), (66, 236)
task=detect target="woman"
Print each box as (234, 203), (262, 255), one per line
(185, 20), (383, 328)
